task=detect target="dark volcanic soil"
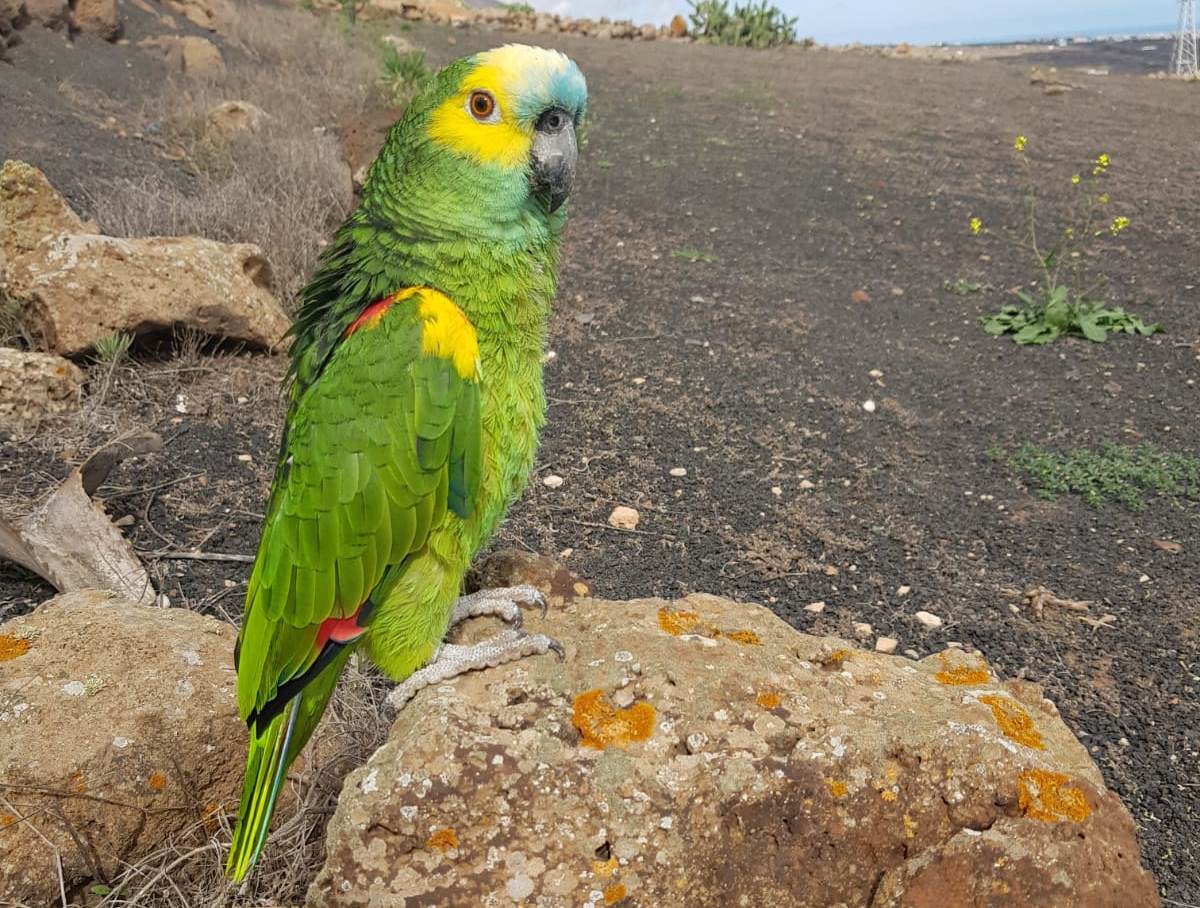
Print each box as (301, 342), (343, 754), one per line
(2, 18), (1199, 901)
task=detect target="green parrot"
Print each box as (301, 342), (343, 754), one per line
(225, 44), (586, 881)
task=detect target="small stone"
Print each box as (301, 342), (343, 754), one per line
(799, 479), (815, 490)
(913, 611), (943, 630)
(868, 369), (884, 378)
(853, 622), (873, 639)
(851, 289), (871, 304)
(896, 585), (912, 597)
(823, 565), (839, 577)
(771, 486), (783, 496)
(608, 506), (640, 530)
(669, 467), (687, 477)
(804, 601), (826, 614)
(890, 287), (905, 297)
(542, 474), (564, 488)
(875, 636), (898, 654)
(862, 400), (877, 413)
(237, 454), (252, 463)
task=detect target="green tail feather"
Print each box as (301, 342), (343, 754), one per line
(226, 650), (351, 881)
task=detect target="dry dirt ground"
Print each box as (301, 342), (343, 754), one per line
(2, 19), (1199, 902)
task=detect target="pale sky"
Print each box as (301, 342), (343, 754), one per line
(536, 0), (1178, 44)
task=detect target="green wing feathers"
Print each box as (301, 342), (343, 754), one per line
(227, 289), (482, 880)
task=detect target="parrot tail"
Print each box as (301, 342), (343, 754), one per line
(225, 643), (352, 882)
(226, 696), (300, 882)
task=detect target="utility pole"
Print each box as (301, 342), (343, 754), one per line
(1173, 0), (1199, 76)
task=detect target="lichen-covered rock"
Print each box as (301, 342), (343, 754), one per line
(311, 594), (1157, 908)
(0, 590), (243, 906)
(205, 99), (267, 138)
(0, 346), (84, 428)
(23, 0), (66, 28)
(8, 232), (286, 354)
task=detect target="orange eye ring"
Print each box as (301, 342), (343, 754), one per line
(469, 91), (496, 120)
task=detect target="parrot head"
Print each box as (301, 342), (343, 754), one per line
(366, 44), (587, 227)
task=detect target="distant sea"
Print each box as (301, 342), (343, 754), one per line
(967, 23), (1177, 45)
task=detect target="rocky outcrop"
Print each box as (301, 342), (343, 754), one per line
(0, 346), (83, 429)
(0, 590), (244, 907)
(159, 0), (237, 32)
(312, 593), (1157, 907)
(0, 161), (289, 355)
(138, 34), (226, 75)
(23, 0), (67, 29)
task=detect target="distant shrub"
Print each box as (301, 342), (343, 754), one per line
(499, 2), (535, 13)
(379, 47), (431, 107)
(687, 0), (798, 48)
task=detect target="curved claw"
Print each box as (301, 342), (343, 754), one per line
(546, 636), (566, 661)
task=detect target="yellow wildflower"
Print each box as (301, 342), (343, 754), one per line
(1098, 193), (1110, 205)
(1092, 153), (1110, 176)
(1014, 135), (1027, 153)
(1071, 173), (1081, 185)
(1065, 227), (1075, 239)
(969, 217), (983, 235)
(1109, 216), (1130, 235)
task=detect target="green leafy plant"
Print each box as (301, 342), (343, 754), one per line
(687, 0), (798, 48)
(981, 286), (1158, 345)
(1005, 441), (1200, 511)
(499, 2), (535, 13)
(969, 137), (1159, 345)
(93, 331), (133, 367)
(672, 247), (716, 263)
(337, 0), (368, 23)
(379, 47), (430, 106)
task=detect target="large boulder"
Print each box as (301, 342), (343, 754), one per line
(23, 0), (66, 28)
(0, 590), (244, 906)
(0, 161), (289, 354)
(9, 232), (287, 353)
(312, 593), (1157, 907)
(0, 346), (84, 429)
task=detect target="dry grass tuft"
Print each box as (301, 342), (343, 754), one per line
(88, 4), (388, 306)
(97, 659), (393, 907)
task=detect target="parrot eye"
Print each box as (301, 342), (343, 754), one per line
(468, 91), (497, 121)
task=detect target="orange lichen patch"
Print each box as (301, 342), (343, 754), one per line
(820, 649), (854, 668)
(0, 813), (16, 827)
(978, 695), (1044, 750)
(825, 779), (848, 799)
(67, 771), (87, 794)
(1018, 769), (1092, 823)
(725, 629), (761, 646)
(603, 883), (628, 905)
(572, 689), (656, 750)
(0, 634), (30, 662)
(147, 771), (167, 791)
(657, 607), (701, 636)
(592, 857), (618, 879)
(426, 827), (459, 853)
(935, 663), (992, 686)
(755, 691), (781, 710)
(881, 789), (898, 802)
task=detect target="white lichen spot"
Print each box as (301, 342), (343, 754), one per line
(713, 709), (729, 722)
(397, 771), (412, 788)
(175, 678), (194, 697)
(178, 648), (201, 666)
(506, 873), (534, 900)
(400, 805), (418, 821)
(62, 680), (86, 697)
(830, 736), (846, 759)
(492, 754), (504, 765)
(13, 703), (28, 717)
(361, 768), (379, 794)
(112, 736), (130, 749)
(614, 650), (634, 663)
(659, 816), (673, 830)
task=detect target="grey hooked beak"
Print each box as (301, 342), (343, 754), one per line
(530, 107), (577, 213)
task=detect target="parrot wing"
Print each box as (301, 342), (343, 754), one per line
(234, 285), (482, 725)
(226, 287), (481, 881)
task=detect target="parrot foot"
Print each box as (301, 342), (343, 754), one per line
(385, 629), (563, 713)
(448, 585), (548, 631)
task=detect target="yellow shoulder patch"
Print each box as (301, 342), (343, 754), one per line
(396, 287), (480, 380)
